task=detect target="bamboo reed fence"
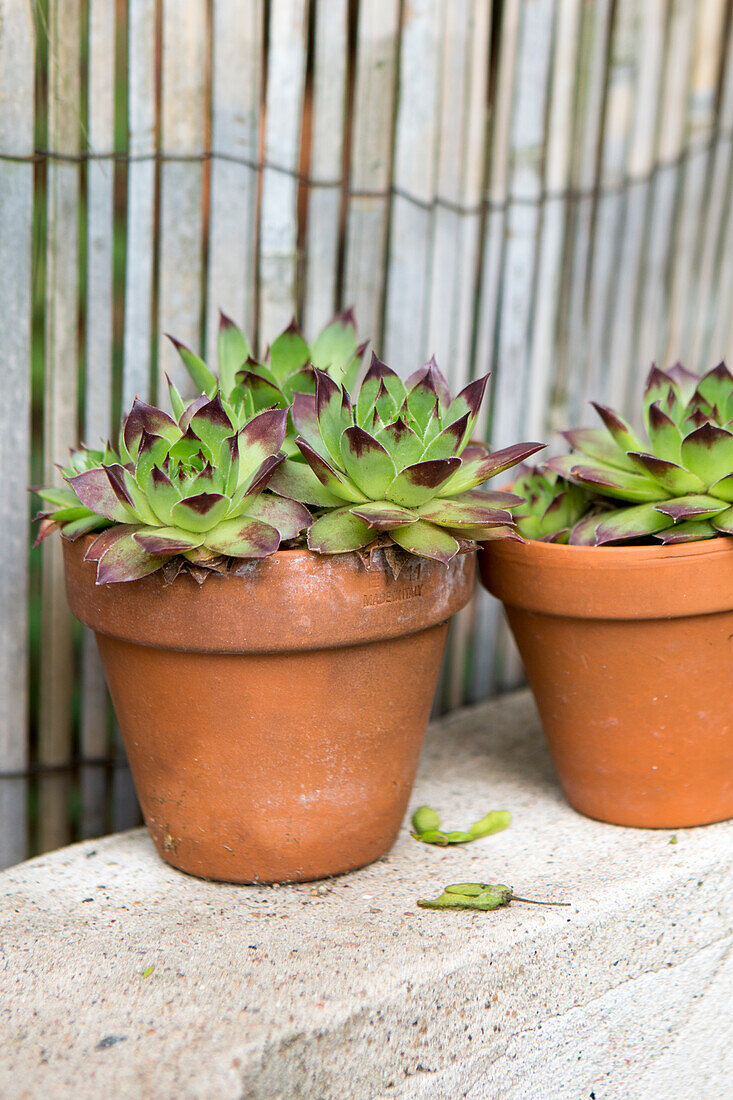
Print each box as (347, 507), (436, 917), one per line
(1, 0), (732, 866)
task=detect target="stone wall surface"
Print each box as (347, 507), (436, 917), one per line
(0, 691), (730, 1099)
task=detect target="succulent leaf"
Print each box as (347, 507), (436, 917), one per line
(710, 472), (733, 503)
(201, 516), (281, 558)
(695, 362), (733, 416)
(349, 501), (417, 530)
(243, 494), (312, 540)
(374, 417), (425, 468)
(416, 497), (512, 528)
(217, 312), (252, 394)
(386, 458), (461, 507)
(646, 403), (683, 465)
(406, 357), (452, 412)
(66, 468), (137, 524)
(443, 374), (489, 431)
(132, 527), (204, 554)
(656, 520), (719, 544)
(680, 424), (733, 486)
(420, 413), (471, 461)
(439, 442), (544, 496)
(654, 493), (727, 522)
(712, 505), (733, 534)
(626, 452), (705, 495)
(166, 336), (217, 398)
(309, 308), (359, 377)
(594, 504), (675, 544)
(389, 520), (459, 564)
(268, 457), (346, 507)
(340, 426), (396, 498)
(556, 463), (664, 502)
(356, 353), (405, 427)
(296, 439), (368, 503)
(307, 507), (374, 554)
(590, 402), (644, 454)
(267, 320), (310, 383)
(316, 369), (353, 466)
(95, 529), (168, 584)
(561, 428), (640, 472)
(170, 492), (230, 533)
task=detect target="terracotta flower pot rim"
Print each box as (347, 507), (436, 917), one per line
(479, 534), (733, 620)
(64, 535), (476, 654)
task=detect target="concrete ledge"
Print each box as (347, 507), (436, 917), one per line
(1, 691), (731, 1099)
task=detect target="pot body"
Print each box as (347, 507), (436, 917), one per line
(479, 538), (733, 827)
(64, 540), (475, 882)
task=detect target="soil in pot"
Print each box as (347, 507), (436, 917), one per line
(64, 539), (475, 882)
(479, 537), (733, 828)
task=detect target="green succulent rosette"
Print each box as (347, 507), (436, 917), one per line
(269, 353), (544, 563)
(35, 392), (311, 584)
(168, 308), (367, 453)
(512, 465), (597, 544)
(543, 362), (733, 545)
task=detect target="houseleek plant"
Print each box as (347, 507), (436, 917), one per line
(35, 321), (545, 577)
(519, 363), (733, 545)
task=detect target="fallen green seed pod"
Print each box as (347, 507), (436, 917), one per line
(411, 805), (511, 846)
(468, 810), (512, 839)
(411, 806), (441, 835)
(417, 881), (571, 912)
(417, 883), (513, 911)
(416, 829), (450, 846)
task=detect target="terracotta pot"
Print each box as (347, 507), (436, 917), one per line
(479, 537), (733, 828)
(63, 538), (475, 882)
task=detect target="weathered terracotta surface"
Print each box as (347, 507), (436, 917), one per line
(64, 539), (475, 882)
(479, 538), (733, 828)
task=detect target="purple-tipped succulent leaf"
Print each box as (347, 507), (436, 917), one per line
(170, 492), (230, 533)
(374, 417), (425, 469)
(188, 392), (234, 457)
(203, 516), (281, 558)
(591, 402), (644, 454)
(166, 335), (217, 397)
(124, 397), (180, 458)
(307, 507), (374, 554)
(439, 442), (545, 496)
(594, 504), (675, 545)
(66, 468), (137, 524)
(626, 452), (704, 495)
(555, 463), (662, 503)
(405, 356), (452, 411)
(295, 438), (368, 503)
(243, 495), (312, 540)
(132, 527), (204, 555)
(389, 519), (459, 564)
(234, 407), (288, 483)
(656, 520), (719, 544)
(416, 497), (513, 528)
(349, 501), (418, 530)
(443, 374), (489, 430)
(654, 494), (727, 522)
(291, 392), (329, 459)
(95, 530), (168, 584)
(315, 368), (352, 465)
(421, 413), (471, 461)
(646, 402), (683, 465)
(561, 428), (641, 472)
(267, 457), (346, 507)
(340, 426), (396, 499)
(680, 423), (733, 485)
(386, 458), (461, 508)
